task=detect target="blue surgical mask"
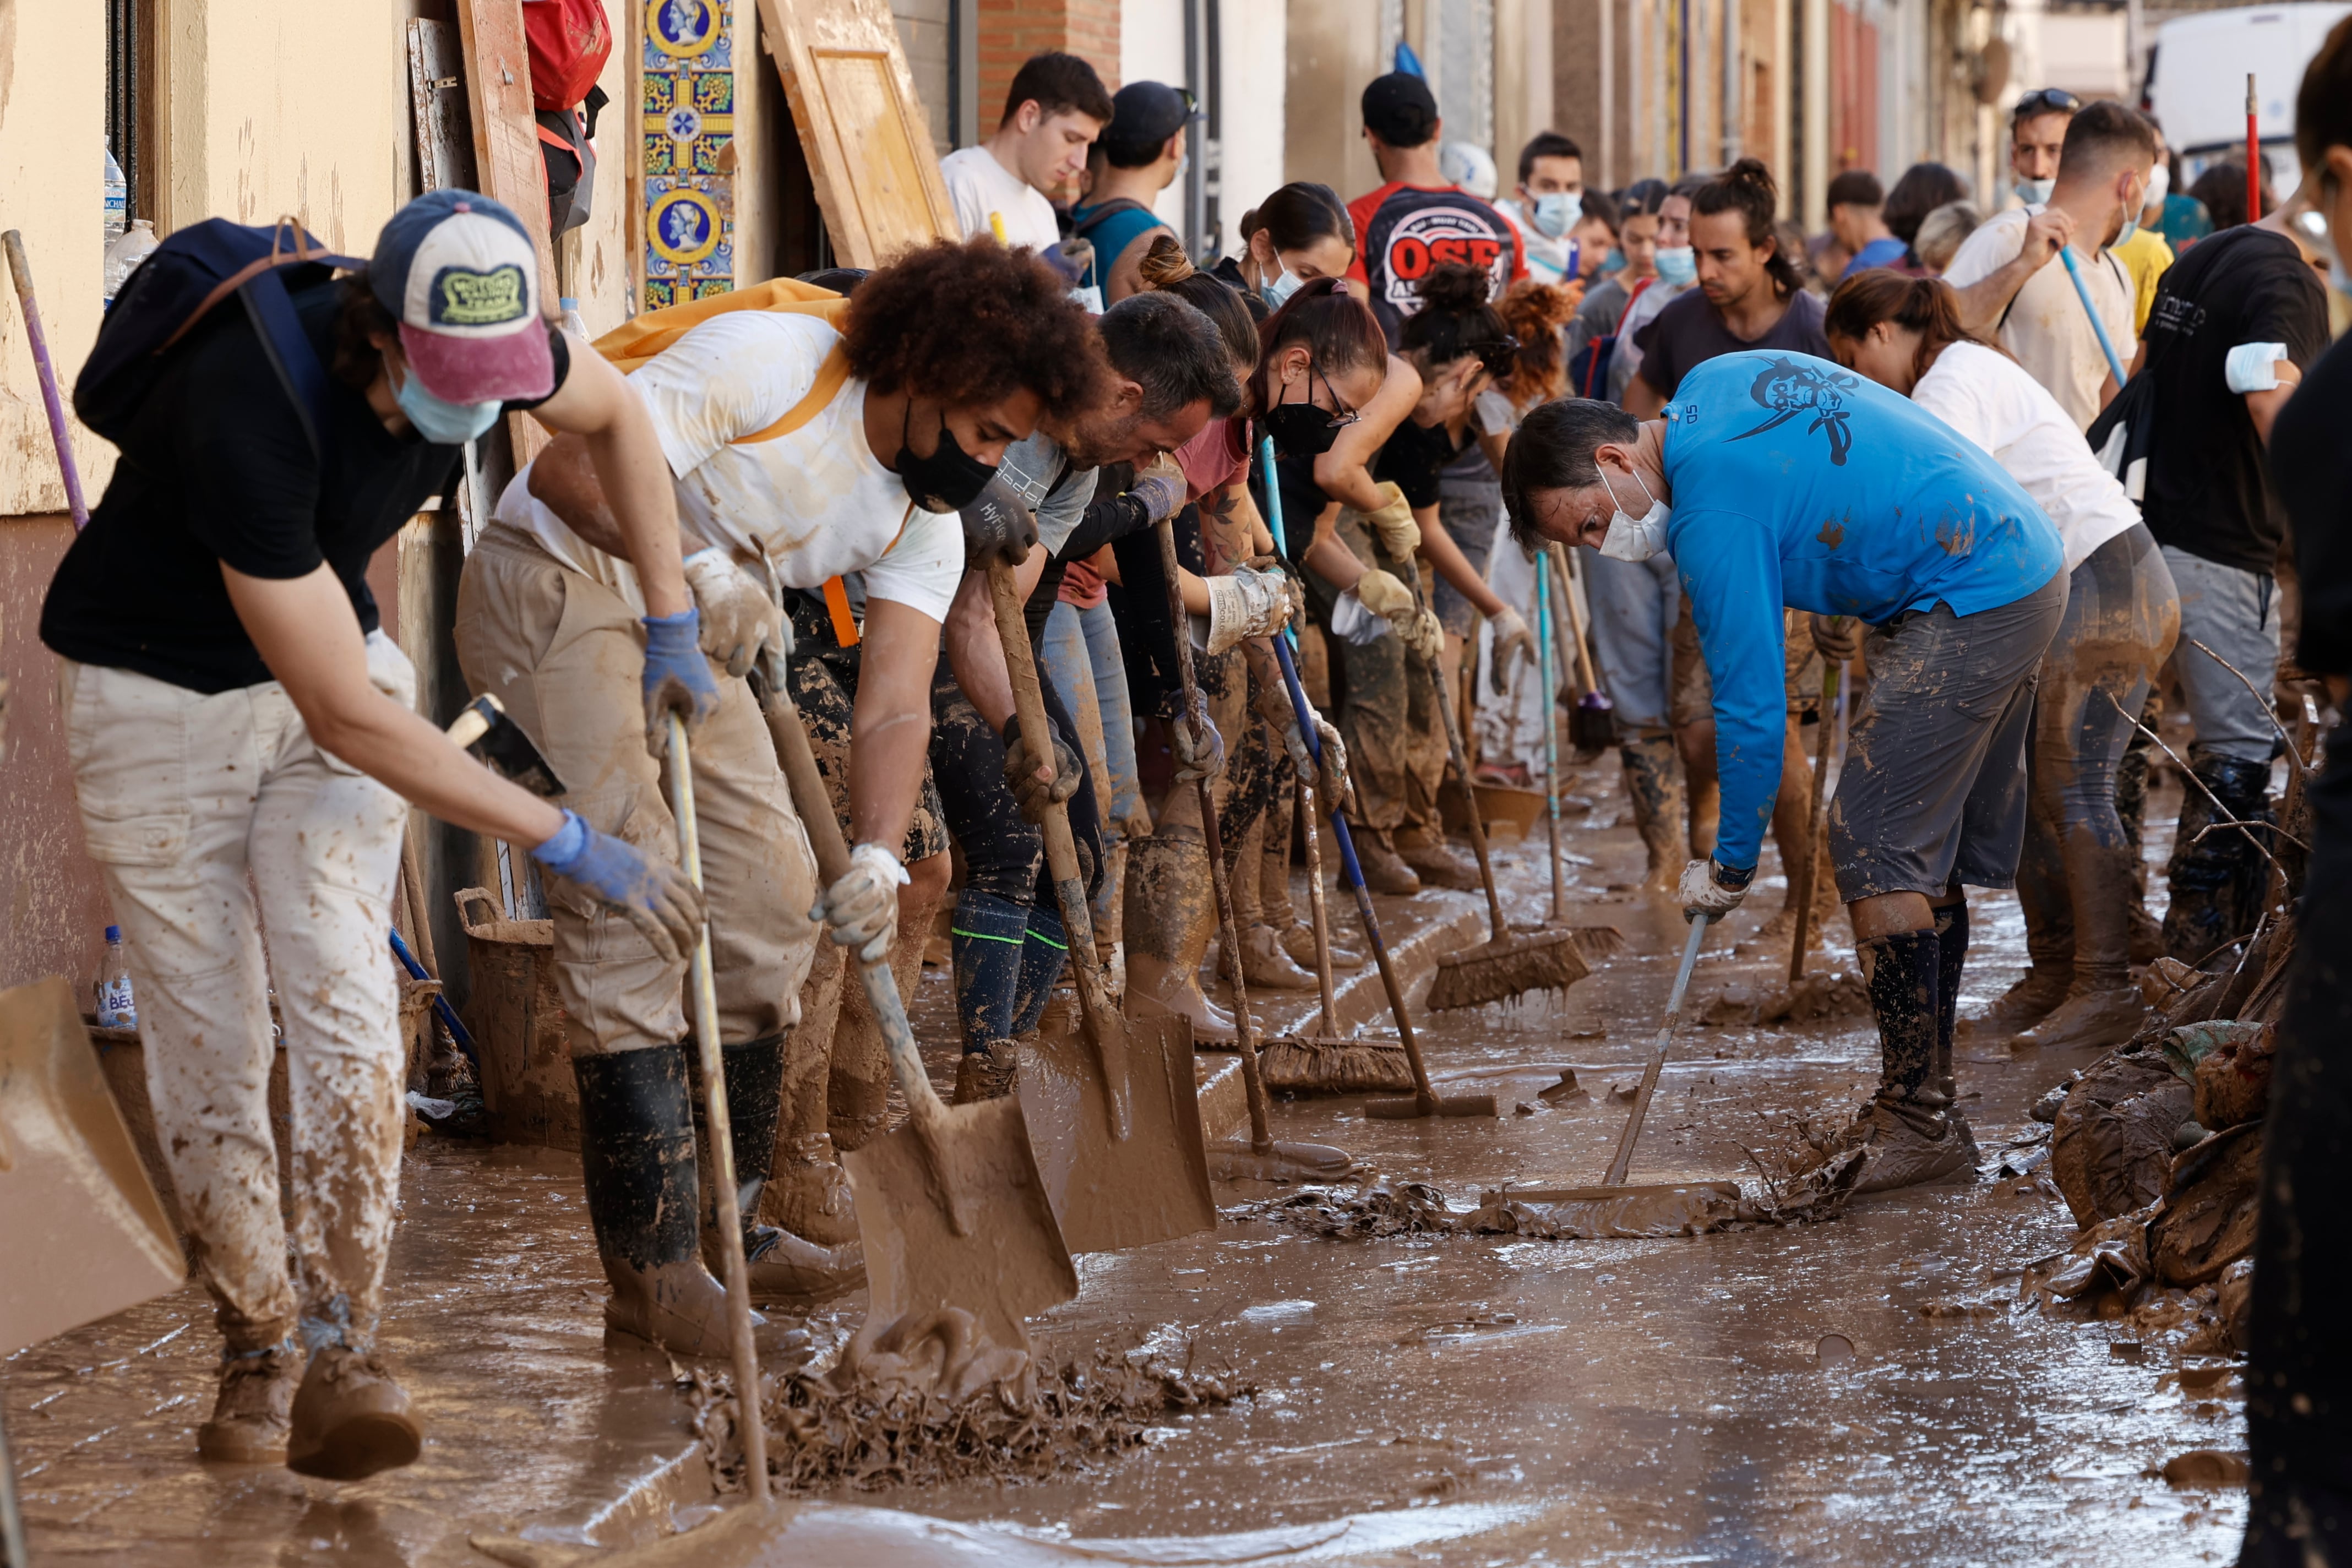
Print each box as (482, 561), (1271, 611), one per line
(394, 366), (502, 445)
(1653, 246), (1697, 286)
(2016, 177), (2055, 206)
(1262, 266), (1305, 310)
(1599, 247), (1627, 274)
(1531, 191), (1578, 239)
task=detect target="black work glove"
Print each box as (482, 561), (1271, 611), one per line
(1001, 714), (1083, 824)
(960, 475), (1038, 570)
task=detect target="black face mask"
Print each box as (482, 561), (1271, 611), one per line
(896, 405), (1000, 512)
(1261, 364), (1352, 459)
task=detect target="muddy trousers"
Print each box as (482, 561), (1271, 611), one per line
(929, 667), (1101, 1053)
(61, 639), (416, 1356)
(2244, 737), (2352, 1565)
(1322, 511), (1447, 842)
(1042, 599), (1144, 935)
(454, 525), (821, 1055)
(2014, 526), (2179, 992)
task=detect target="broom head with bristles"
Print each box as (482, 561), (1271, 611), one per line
(1258, 1033), (1415, 1095)
(1428, 927), (1595, 1011)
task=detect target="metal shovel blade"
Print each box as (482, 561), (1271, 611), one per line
(1017, 1006), (1217, 1254)
(0, 976), (185, 1358)
(843, 1095), (1079, 1352)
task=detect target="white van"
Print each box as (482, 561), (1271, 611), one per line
(2143, 2), (2351, 197)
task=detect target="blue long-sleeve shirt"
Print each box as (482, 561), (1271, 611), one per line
(1659, 351), (2064, 873)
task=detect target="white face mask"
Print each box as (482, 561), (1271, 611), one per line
(1597, 467), (1670, 562)
(2144, 163), (2169, 206)
(1262, 266), (1305, 309)
(2016, 177), (2055, 206)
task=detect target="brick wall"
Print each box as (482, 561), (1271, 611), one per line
(977, 0), (1121, 127)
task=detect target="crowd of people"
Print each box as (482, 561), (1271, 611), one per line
(41, 25), (2352, 1553)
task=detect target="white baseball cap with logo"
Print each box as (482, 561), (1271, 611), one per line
(369, 188), (554, 405)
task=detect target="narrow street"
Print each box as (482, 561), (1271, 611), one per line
(3, 763), (2246, 1565)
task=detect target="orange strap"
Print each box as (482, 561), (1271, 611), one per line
(822, 576), (860, 648)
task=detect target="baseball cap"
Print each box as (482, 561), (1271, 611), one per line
(1105, 81), (1202, 154)
(1362, 71), (1440, 148)
(371, 189), (554, 405)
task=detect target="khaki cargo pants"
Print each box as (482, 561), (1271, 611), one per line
(455, 524), (819, 1057)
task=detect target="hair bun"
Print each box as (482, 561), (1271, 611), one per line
(1725, 157), (1778, 197)
(1136, 232), (1197, 288)
(1413, 261), (1493, 314)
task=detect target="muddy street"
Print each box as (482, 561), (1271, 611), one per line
(2, 765), (2246, 1565)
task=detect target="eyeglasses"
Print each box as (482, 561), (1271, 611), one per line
(2011, 88), (2080, 123)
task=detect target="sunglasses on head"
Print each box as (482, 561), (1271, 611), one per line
(2012, 88), (2080, 122)
(1473, 335), (1523, 380)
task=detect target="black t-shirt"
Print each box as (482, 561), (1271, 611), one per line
(2270, 333), (2352, 675)
(1374, 417), (1478, 509)
(2139, 226), (2331, 575)
(41, 280), (570, 694)
(1633, 286), (1830, 401)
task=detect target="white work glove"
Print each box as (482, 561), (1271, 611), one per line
(1196, 565), (1293, 656)
(1169, 693), (1226, 786)
(1678, 858), (1751, 922)
(1361, 481), (1420, 560)
(682, 548), (784, 679)
(1278, 710), (1353, 815)
(2224, 341), (2290, 394)
(812, 842), (910, 965)
(1487, 605), (1532, 695)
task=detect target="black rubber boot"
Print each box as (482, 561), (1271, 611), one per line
(1852, 930), (1970, 1194)
(575, 1045), (744, 1357)
(2162, 748), (2275, 965)
(1930, 902), (1977, 1162)
(692, 1033), (864, 1306)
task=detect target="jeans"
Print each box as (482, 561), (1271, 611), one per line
(2162, 543), (2282, 764)
(1042, 598), (1144, 841)
(1581, 546), (1680, 731)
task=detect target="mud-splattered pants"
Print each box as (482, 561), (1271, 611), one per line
(62, 636), (415, 1355)
(455, 525), (820, 1058)
(1317, 510), (1447, 839)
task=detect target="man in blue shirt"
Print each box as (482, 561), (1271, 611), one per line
(1503, 352), (2067, 1192)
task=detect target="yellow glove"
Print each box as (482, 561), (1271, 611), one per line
(1362, 481), (1419, 560)
(1353, 567), (1415, 622)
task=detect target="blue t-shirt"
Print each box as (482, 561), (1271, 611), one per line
(1659, 351), (2064, 873)
(1070, 200), (1170, 291)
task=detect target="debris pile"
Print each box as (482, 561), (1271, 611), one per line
(684, 1329), (1253, 1494)
(1696, 970), (1869, 1028)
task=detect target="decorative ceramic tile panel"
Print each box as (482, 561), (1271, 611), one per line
(641, 0), (737, 307)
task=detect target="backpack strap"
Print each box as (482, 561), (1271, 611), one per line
(1071, 197), (1152, 239)
(237, 268), (335, 464)
(815, 503), (914, 649)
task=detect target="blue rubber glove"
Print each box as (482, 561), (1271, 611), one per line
(532, 809), (705, 964)
(642, 608), (721, 754)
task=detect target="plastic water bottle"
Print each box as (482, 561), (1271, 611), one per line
(95, 925), (137, 1030)
(104, 218), (158, 303)
(558, 296), (591, 342)
(103, 145), (127, 246)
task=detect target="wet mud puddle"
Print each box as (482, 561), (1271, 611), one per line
(2, 771), (2242, 1565)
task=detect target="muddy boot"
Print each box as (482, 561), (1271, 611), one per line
(1280, 918), (1364, 972)
(698, 1035), (864, 1306)
(1123, 831), (1237, 1046)
(1009, 905), (1071, 1036)
(767, 1026), (861, 1251)
(1960, 966), (2071, 1042)
(2162, 749), (2275, 966)
(285, 1345), (421, 1480)
(1394, 824), (1481, 892)
(952, 1038), (1021, 1104)
(1931, 902), (1977, 1165)
(197, 1340), (302, 1463)
(1352, 829), (1422, 896)
(575, 1045), (745, 1358)
(1851, 930), (1973, 1194)
(1221, 923), (1318, 989)
(1620, 734), (1686, 892)
(2016, 829), (2152, 1053)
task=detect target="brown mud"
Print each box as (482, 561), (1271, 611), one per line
(0, 763), (2249, 1564)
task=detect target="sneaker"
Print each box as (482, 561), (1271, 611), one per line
(951, 1038), (1021, 1104)
(1849, 1100), (1976, 1195)
(286, 1346), (422, 1480)
(2010, 987), (2147, 1053)
(1959, 967), (2071, 1041)
(1353, 834), (1422, 896)
(197, 1342), (301, 1463)
(1393, 829), (1480, 892)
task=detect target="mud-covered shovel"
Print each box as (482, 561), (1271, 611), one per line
(1157, 519), (1353, 1184)
(754, 660), (1077, 1357)
(984, 563), (1218, 1253)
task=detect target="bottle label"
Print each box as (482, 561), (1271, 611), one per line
(96, 978), (136, 1030)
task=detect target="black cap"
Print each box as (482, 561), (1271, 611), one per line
(1362, 71), (1440, 148)
(1103, 81), (1201, 159)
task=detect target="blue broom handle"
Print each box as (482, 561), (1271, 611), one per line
(389, 927), (480, 1069)
(2057, 247), (2128, 388)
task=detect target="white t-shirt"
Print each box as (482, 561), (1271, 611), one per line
(1910, 341), (2140, 573)
(940, 145), (1063, 251)
(497, 313), (963, 621)
(1941, 208), (2135, 433)
(1605, 277), (1691, 402)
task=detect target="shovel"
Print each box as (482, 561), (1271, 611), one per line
(1158, 520), (1352, 1184)
(983, 563), (1218, 1253)
(1788, 652), (1846, 982)
(752, 658), (1077, 1358)
(1554, 545), (1616, 756)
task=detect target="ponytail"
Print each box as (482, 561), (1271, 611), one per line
(1691, 157), (1801, 299)
(1823, 270), (1985, 380)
